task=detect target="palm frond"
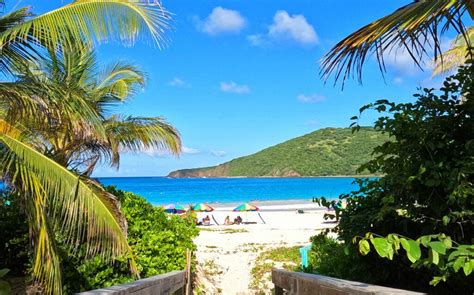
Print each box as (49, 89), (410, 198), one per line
(0, 8), (38, 76)
(321, 0), (473, 85)
(0, 130), (138, 289)
(433, 26), (474, 75)
(105, 115), (181, 167)
(95, 62), (146, 103)
(0, 0), (171, 51)
(26, 188), (62, 294)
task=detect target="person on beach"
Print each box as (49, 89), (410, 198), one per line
(234, 216), (242, 224)
(224, 216), (233, 225)
(203, 215), (211, 226)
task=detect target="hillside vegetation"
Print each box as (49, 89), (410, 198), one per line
(169, 127), (387, 177)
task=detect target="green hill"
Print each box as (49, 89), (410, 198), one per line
(168, 127), (387, 177)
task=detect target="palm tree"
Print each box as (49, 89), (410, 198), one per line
(0, 0), (171, 75)
(11, 42), (181, 175)
(0, 1), (175, 293)
(433, 26), (474, 75)
(321, 0), (474, 84)
(0, 48), (181, 293)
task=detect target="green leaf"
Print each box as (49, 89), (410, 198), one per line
(0, 269), (8, 279)
(442, 236), (452, 249)
(429, 276), (446, 286)
(418, 235), (431, 247)
(442, 215), (450, 225)
(400, 238), (421, 263)
(453, 257), (465, 272)
(359, 240), (370, 256)
(343, 246), (350, 256)
(463, 260), (472, 276)
(430, 241), (447, 255)
(430, 249), (439, 265)
(371, 238), (391, 259)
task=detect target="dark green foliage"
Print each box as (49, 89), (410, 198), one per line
(308, 64), (474, 294)
(0, 191), (29, 278)
(62, 186), (199, 292)
(0, 187), (198, 292)
(170, 128), (387, 177)
(306, 234), (387, 283)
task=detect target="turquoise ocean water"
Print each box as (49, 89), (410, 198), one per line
(97, 177), (360, 206)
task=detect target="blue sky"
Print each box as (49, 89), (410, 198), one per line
(16, 1), (452, 176)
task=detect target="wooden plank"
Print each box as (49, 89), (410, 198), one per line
(77, 270), (186, 295)
(272, 269), (426, 295)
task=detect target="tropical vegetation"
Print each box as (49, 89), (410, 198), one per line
(321, 0), (473, 84)
(433, 26), (474, 75)
(309, 63), (474, 294)
(0, 186), (198, 293)
(0, 1), (182, 293)
(169, 127), (387, 177)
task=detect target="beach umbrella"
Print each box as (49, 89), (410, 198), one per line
(233, 203), (259, 212)
(192, 203), (215, 212)
(193, 203), (219, 225)
(163, 203), (187, 214)
(232, 203), (265, 224)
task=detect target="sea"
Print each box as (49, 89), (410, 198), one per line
(97, 177), (361, 206)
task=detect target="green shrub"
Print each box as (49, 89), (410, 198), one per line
(308, 64), (474, 294)
(0, 191), (29, 278)
(0, 187), (198, 293)
(62, 186), (199, 292)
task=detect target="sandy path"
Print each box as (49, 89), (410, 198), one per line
(194, 203), (335, 294)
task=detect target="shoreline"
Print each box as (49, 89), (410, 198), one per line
(97, 175), (378, 179)
(152, 198), (337, 209)
(207, 198), (325, 211)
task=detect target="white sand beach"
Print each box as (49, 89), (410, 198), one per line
(193, 200), (336, 294)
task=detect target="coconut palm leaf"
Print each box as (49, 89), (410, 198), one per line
(26, 185), (62, 295)
(0, 128), (137, 292)
(321, 0), (473, 85)
(95, 62), (146, 102)
(0, 0), (171, 52)
(105, 115), (181, 167)
(0, 7), (37, 76)
(433, 26), (474, 75)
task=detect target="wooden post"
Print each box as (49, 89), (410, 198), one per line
(185, 249), (192, 295)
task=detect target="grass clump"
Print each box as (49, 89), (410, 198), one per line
(249, 246), (301, 292)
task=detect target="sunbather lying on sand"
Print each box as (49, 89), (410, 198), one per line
(224, 215), (234, 225)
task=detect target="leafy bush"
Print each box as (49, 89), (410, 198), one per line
(306, 234), (384, 283)
(0, 191), (29, 278)
(308, 64), (474, 294)
(62, 186), (199, 292)
(0, 187), (198, 293)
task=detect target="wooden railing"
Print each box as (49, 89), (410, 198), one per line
(272, 269), (426, 295)
(77, 270), (188, 295)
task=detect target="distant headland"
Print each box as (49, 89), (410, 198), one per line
(168, 127), (387, 178)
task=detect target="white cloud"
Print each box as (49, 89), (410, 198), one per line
(269, 11), (318, 45)
(393, 77), (404, 85)
(249, 11), (318, 47)
(384, 38), (452, 76)
(247, 34), (270, 47)
(211, 150), (227, 157)
(305, 119), (319, 127)
(169, 77), (190, 88)
(141, 148), (168, 158)
(139, 146), (200, 157)
(220, 81), (250, 94)
(297, 93), (325, 103)
(182, 146), (200, 154)
(384, 47), (428, 76)
(197, 7), (246, 35)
